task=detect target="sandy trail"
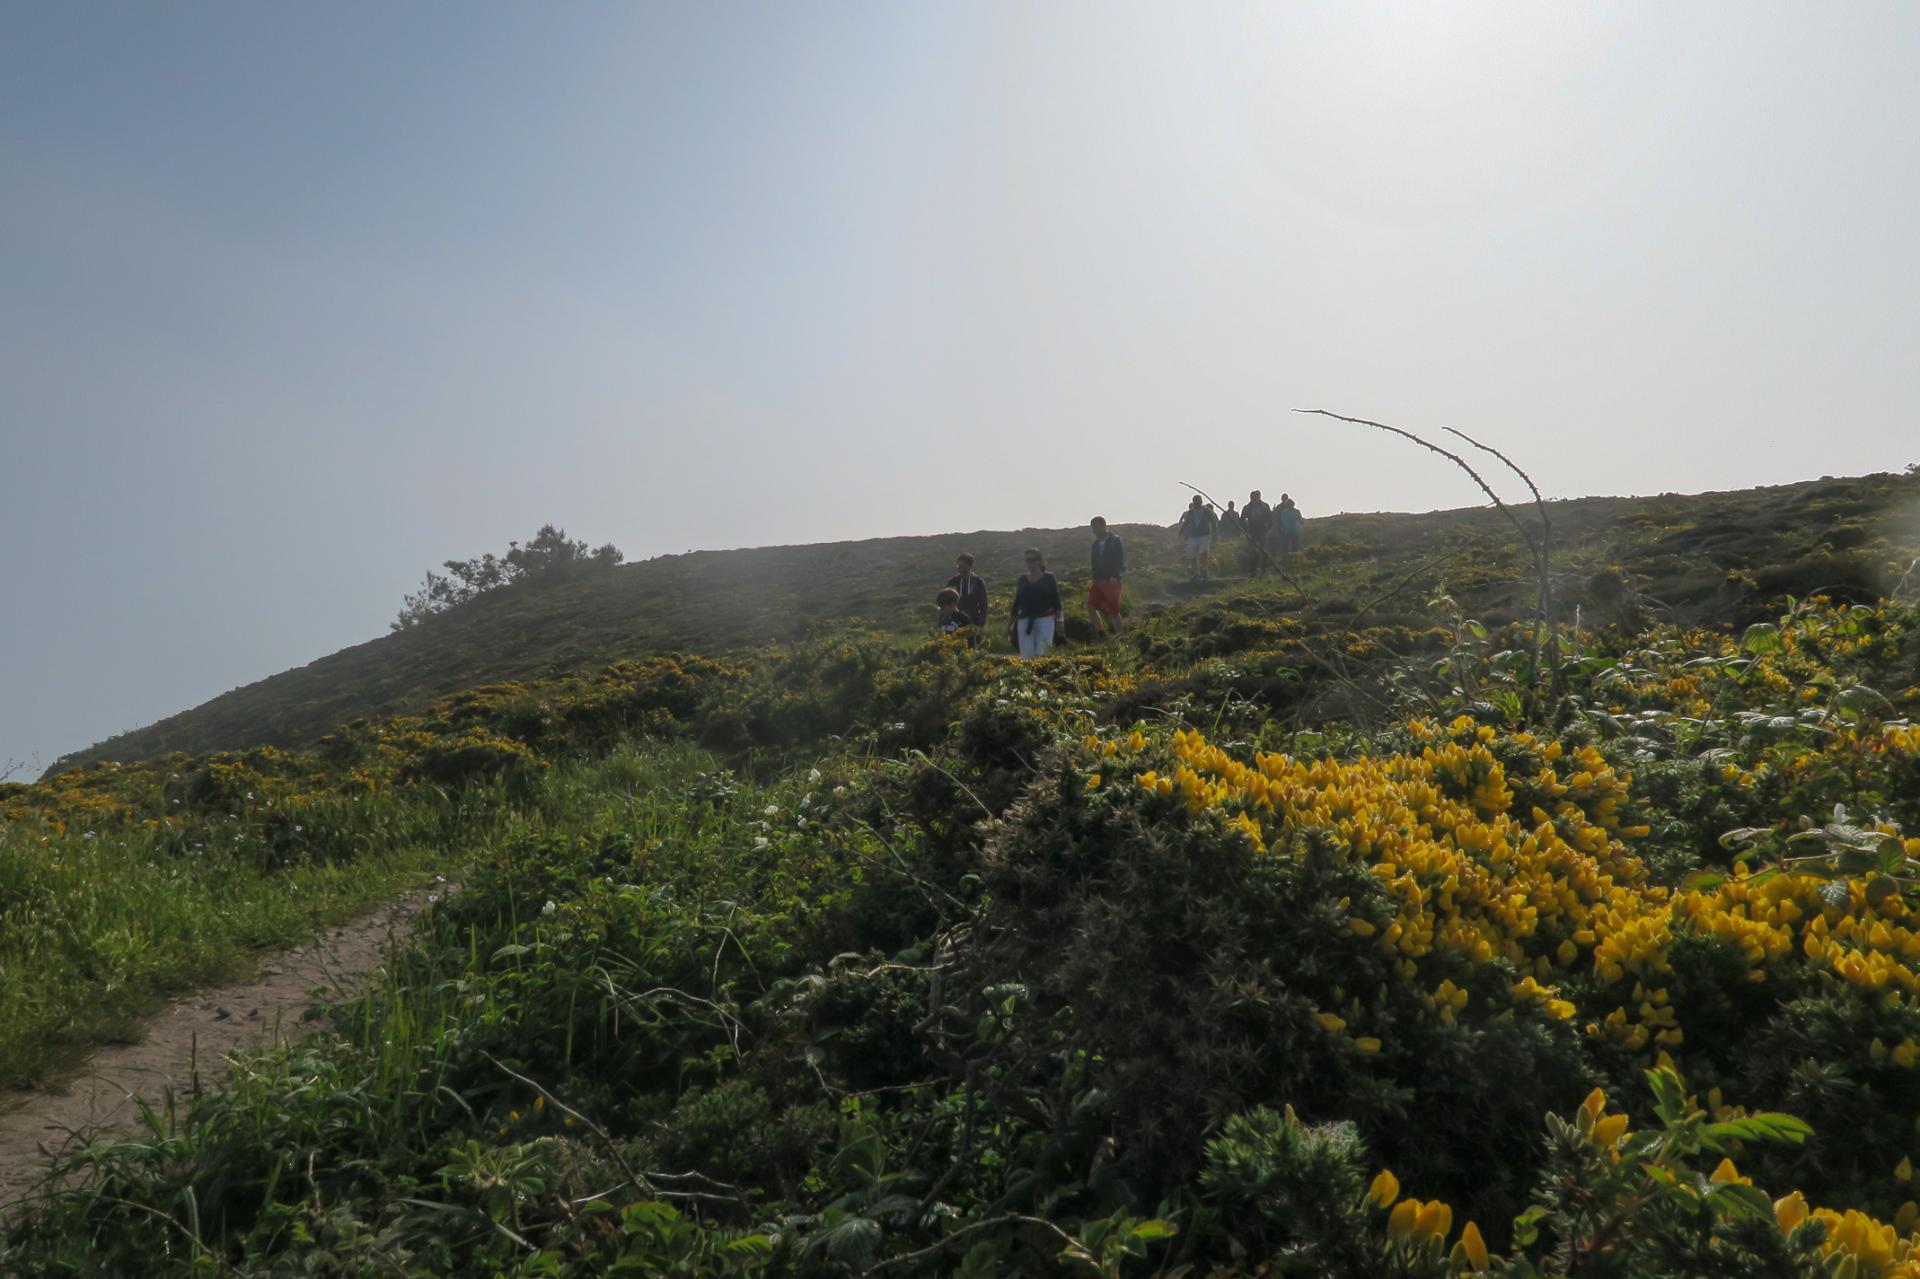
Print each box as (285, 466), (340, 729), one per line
(0, 891), (437, 1208)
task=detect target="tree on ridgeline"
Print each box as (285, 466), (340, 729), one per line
(391, 524), (623, 631)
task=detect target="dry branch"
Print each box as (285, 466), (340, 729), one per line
(1297, 408), (1563, 697)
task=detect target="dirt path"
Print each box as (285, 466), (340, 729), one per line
(0, 890), (439, 1208)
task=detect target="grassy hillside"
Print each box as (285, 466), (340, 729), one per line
(48, 471), (1920, 776)
(8, 468), (1920, 1274)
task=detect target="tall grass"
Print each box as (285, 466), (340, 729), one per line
(0, 788), (506, 1086)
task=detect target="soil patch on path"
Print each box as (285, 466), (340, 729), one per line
(0, 890), (439, 1208)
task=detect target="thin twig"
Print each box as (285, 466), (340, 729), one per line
(1351, 542), (1474, 625)
(1442, 426), (1551, 546)
(1301, 408), (1561, 697)
(1294, 410), (1541, 561)
(851, 816), (970, 918)
(482, 1052), (652, 1197)
(903, 752), (993, 818)
(1443, 423), (1560, 687)
(91, 1194), (236, 1275)
(863, 1212), (1081, 1275)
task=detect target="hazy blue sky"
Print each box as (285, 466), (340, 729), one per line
(3, 2), (1917, 772)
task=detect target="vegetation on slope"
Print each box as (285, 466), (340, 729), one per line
(391, 522), (626, 633)
(6, 463), (1920, 1274)
(47, 469), (1920, 774)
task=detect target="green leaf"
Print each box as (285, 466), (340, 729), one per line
(1129, 1219), (1178, 1242)
(1511, 1205), (1548, 1247)
(1835, 848), (1880, 876)
(1818, 881), (1852, 910)
(957, 1241), (1005, 1279)
(804, 1213), (882, 1268)
(1707, 1113), (1813, 1148)
(1741, 623), (1783, 655)
(1645, 1066), (1689, 1125)
(1865, 876), (1901, 908)
(1709, 1181), (1779, 1224)
(1835, 685), (1895, 723)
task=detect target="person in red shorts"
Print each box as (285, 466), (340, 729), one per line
(1087, 516), (1125, 636)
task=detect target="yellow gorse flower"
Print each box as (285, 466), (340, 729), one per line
(1140, 722), (1920, 1070)
(1453, 1220), (1490, 1272)
(1412, 1198), (1453, 1244)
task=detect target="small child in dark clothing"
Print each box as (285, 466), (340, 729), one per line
(934, 587), (977, 645)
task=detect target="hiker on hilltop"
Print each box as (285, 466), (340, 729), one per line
(1178, 495), (1217, 581)
(1087, 517), (1125, 637)
(1242, 490), (1273, 575)
(1276, 494), (1303, 556)
(1009, 548), (1063, 659)
(1220, 500), (1242, 541)
(947, 553), (988, 630)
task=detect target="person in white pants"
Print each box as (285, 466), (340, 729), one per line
(1009, 548), (1063, 659)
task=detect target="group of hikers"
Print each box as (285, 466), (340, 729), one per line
(932, 491), (1304, 659)
(1178, 489), (1302, 581)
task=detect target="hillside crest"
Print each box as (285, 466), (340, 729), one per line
(49, 472), (1920, 776)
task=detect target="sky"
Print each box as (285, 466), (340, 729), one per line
(3, 1), (1917, 773)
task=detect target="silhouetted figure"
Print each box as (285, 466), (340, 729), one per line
(1178, 496), (1217, 581)
(1087, 517), (1125, 636)
(1276, 494), (1303, 556)
(1241, 490), (1273, 574)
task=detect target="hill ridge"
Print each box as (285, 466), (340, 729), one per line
(49, 471), (1920, 777)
